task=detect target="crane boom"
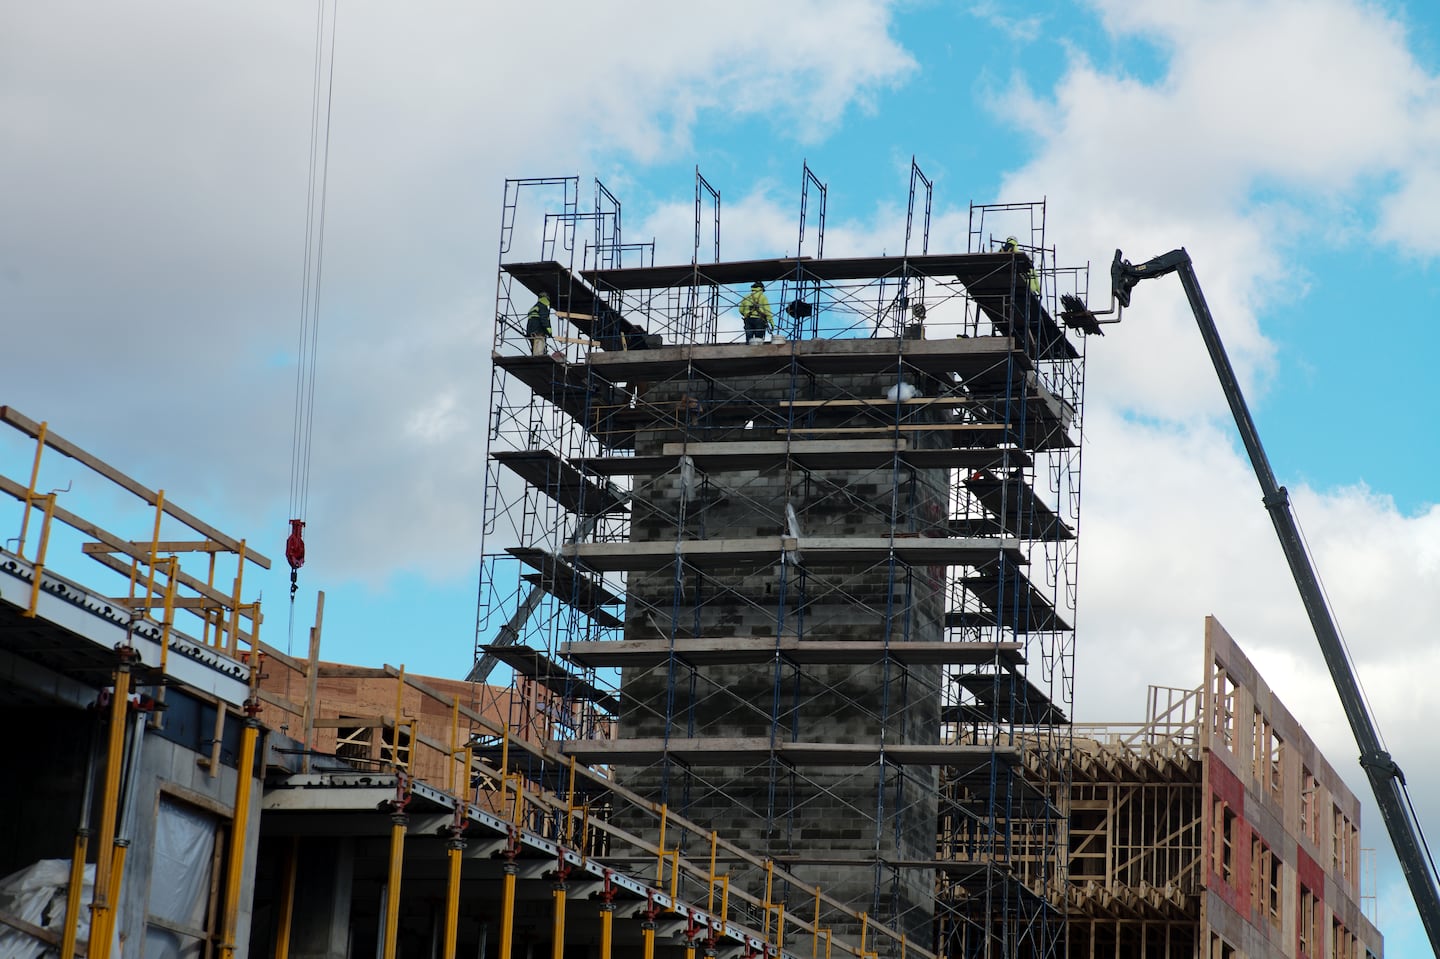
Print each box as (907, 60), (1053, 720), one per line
(1112, 247), (1440, 953)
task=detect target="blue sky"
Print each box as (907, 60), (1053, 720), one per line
(5, 0), (1440, 951)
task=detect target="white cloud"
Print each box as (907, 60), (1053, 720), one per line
(0, 1), (915, 586)
(967, 1), (1045, 43)
(992, 2), (1440, 941)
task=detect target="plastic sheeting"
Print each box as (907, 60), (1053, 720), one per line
(0, 857), (116, 959)
(142, 798), (216, 959)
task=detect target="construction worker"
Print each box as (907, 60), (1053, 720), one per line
(526, 292), (552, 356)
(739, 281), (773, 345)
(1002, 237), (1041, 296)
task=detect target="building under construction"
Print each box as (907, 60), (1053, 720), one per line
(0, 167), (1384, 959)
(474, 168), (1083, 958)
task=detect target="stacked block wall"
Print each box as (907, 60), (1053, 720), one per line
(615, 363), (958, 950)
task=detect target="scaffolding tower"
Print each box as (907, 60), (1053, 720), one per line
(475, 167), (1089, 958)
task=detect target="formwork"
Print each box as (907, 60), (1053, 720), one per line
(474, 167), (1090, 957)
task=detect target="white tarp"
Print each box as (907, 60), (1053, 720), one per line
(141, 798), (216, 959)
(0, 857), (116, 959)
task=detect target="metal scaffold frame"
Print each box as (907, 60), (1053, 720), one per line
(475, 167), (1092, 958)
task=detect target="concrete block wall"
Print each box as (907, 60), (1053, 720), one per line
(117, 722), (261, 958)
(614, 363), (963, 951)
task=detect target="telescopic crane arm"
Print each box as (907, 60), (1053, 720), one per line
(1110, 247), (1440, 955)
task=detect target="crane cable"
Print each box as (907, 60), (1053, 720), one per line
(287, 0), (340, 653)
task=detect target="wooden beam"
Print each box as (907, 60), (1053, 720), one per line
(316, 665), (390, 679)
(107, 595), (217, 610)
(257, 688), (304, 717)
(0, 405), (271, 568)
(302, 592), (325, 771)
(251, 642), (305, 674)
(0, 905), (66, 947)
(85, 540), (237, 555)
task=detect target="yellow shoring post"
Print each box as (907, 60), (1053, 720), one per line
(23, 493), (57, 618)
(824, 929), (832, 958)
(100, 840), (132, 954)
(142, 490), (165, 613)
(812, 886), (823, 959)
(598, 900), (614, 959)
(550, 878), (567, 959)
(656, 803), (668, 884)
(707, 831), (718, 913)
(858, 912), (868, 957)
(218, 709), (260, 959)
(16, 420), (46, 559)
(442, 832), (465, 959)
(668, 850), (679, 904)
(274, 837), (299, 959)
(719, 875), (730, 924)
(87, 657), (131, 959)
(59, 829), (87, 959)
(580, 803), (591, 862)
(510, 773), (527, 828)
(776, 902), (786, 950)
(245, 601), (261, 650)
(381, 810), (408, 959)
(642, 916), (656, 959)
(226, 539), (247, 655)
(498, 859), (518, 959)
(158, 558), (179, 674)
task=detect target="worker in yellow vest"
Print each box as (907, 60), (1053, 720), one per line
(739, 281), (773, 345)
(526, 292), (552, 356)
(1002, 237), (1041, 296)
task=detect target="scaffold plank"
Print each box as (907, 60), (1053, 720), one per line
(506, 547), (623, 624)
(561, 638), (1025, 668)
(571, 454), (677, 476)
(584, 251), (1032, 291)
(557, 737), (1023, 769)
(951, 256), (1079, 361)
(575, 445), (1032, 475)
(479, 643), (620, 713)
(492, 449), (627, 516)
(944, 581), (1071, 633)
(501, 260), (654, 350)
(775, 423), (1006, 437)
(951, 671), (1069, 725)
(962, 469), (1074, 540)
(947, 568), (1072, 633)
(559, 535), (1023, 572)
(583, 335), (1030, 384)
(659, 440), (1031, 472)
